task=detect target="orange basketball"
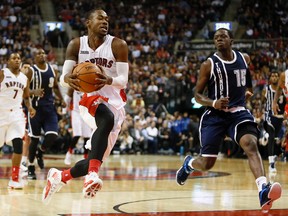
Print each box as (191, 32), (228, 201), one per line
(72, 62), (104, 93)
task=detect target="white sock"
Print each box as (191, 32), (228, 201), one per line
(255, 176), (267, 192)
(268, 156), (275, 164)
(21, 156), (27, 164)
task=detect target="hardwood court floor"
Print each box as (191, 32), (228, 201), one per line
(0, 153), (287, 216)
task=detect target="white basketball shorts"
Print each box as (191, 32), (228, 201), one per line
(0, 108), (26, 147)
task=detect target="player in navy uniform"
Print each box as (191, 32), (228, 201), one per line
(26, 48), (66, 179)
(262, 71), (285, 173)
(176, 28), (281, 212)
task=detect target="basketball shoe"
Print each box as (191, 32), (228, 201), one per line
(84, 139), (92, 150)
(64, 151), (72, 165)
(20, 161), (28, 172)
(83, 172), (103, 199)
(27, 165), (37, 180)
(8, 178), (24, 189)
(259, 182), (282, 212)
(176, 155), (194, 185)
(268, 155), (277, 173)
(269, 163), (277, 173)
(42, 168), (65, 204)
(20, 166), (28, 179)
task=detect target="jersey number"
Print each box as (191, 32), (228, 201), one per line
(234, 69), (246, 87)
(49, 77), (54, 88)
(13, 89), (18, 99)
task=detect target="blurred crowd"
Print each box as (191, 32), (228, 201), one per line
(0, 0), (288, 159)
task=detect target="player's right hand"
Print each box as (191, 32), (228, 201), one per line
(214, 97), (229, 110)
(33, 88), (44, 97)
(28, 107), (36, 118)
(64, 73), (80, 91)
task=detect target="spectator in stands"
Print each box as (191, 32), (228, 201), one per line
(146, 121), (159, 154)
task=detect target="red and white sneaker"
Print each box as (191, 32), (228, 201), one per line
(42, 168), (65, 204)
(83, 172), (103, 199)
(8, 179), (24, 189)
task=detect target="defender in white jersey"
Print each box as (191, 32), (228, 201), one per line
(42, 9), (129, 203)
(0, 53), (35, 189)
(64, 87), (93, 165)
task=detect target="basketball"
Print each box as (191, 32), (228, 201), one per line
(72, 62), (104, 93)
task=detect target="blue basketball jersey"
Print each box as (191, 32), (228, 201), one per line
(30, 63), (56, 107)
(207, 50), (252, 108)
(264, 84), (285, 117)
(28, 63), (59, 136)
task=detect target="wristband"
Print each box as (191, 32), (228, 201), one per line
(212, 100), (217, 108)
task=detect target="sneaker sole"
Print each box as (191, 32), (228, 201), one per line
(83, 182), (102, 198)
(176, 155), (192, 186)
(176, 168), (185, 186)
(261, 182), (282, 211)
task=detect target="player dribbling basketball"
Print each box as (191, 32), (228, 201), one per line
(42, 9), (129, 204)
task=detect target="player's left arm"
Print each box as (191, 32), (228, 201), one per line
(243, 53), (254, 100)
(23, 79), (36, 118)
(53, 69), (67, 108)
(273, 71), (285, 115)
(60, 38), (80, 90)
(108, 37), (129, 89)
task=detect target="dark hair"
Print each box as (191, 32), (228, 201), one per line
(269, 69), (279, 78)
(86, 8), (103, 20)
(8, 52), (21, 59)
(215, 28), (233, 39)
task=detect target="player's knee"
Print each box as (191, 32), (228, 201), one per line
(44, 133), (58, 146)
(95, 104), (114, 131)
(12, 138), (23, 154)
(201, 157), (216, 170)
(240, 135), (258, 153)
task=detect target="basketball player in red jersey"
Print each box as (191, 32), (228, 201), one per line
(42, 9), (129, 203)
(0, 53), (36, 189)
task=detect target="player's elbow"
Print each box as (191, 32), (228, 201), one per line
(59, 74), (70, 88)
(111, 76), (127, 89)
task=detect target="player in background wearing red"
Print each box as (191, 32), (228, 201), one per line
(42, 9), (129, 204)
